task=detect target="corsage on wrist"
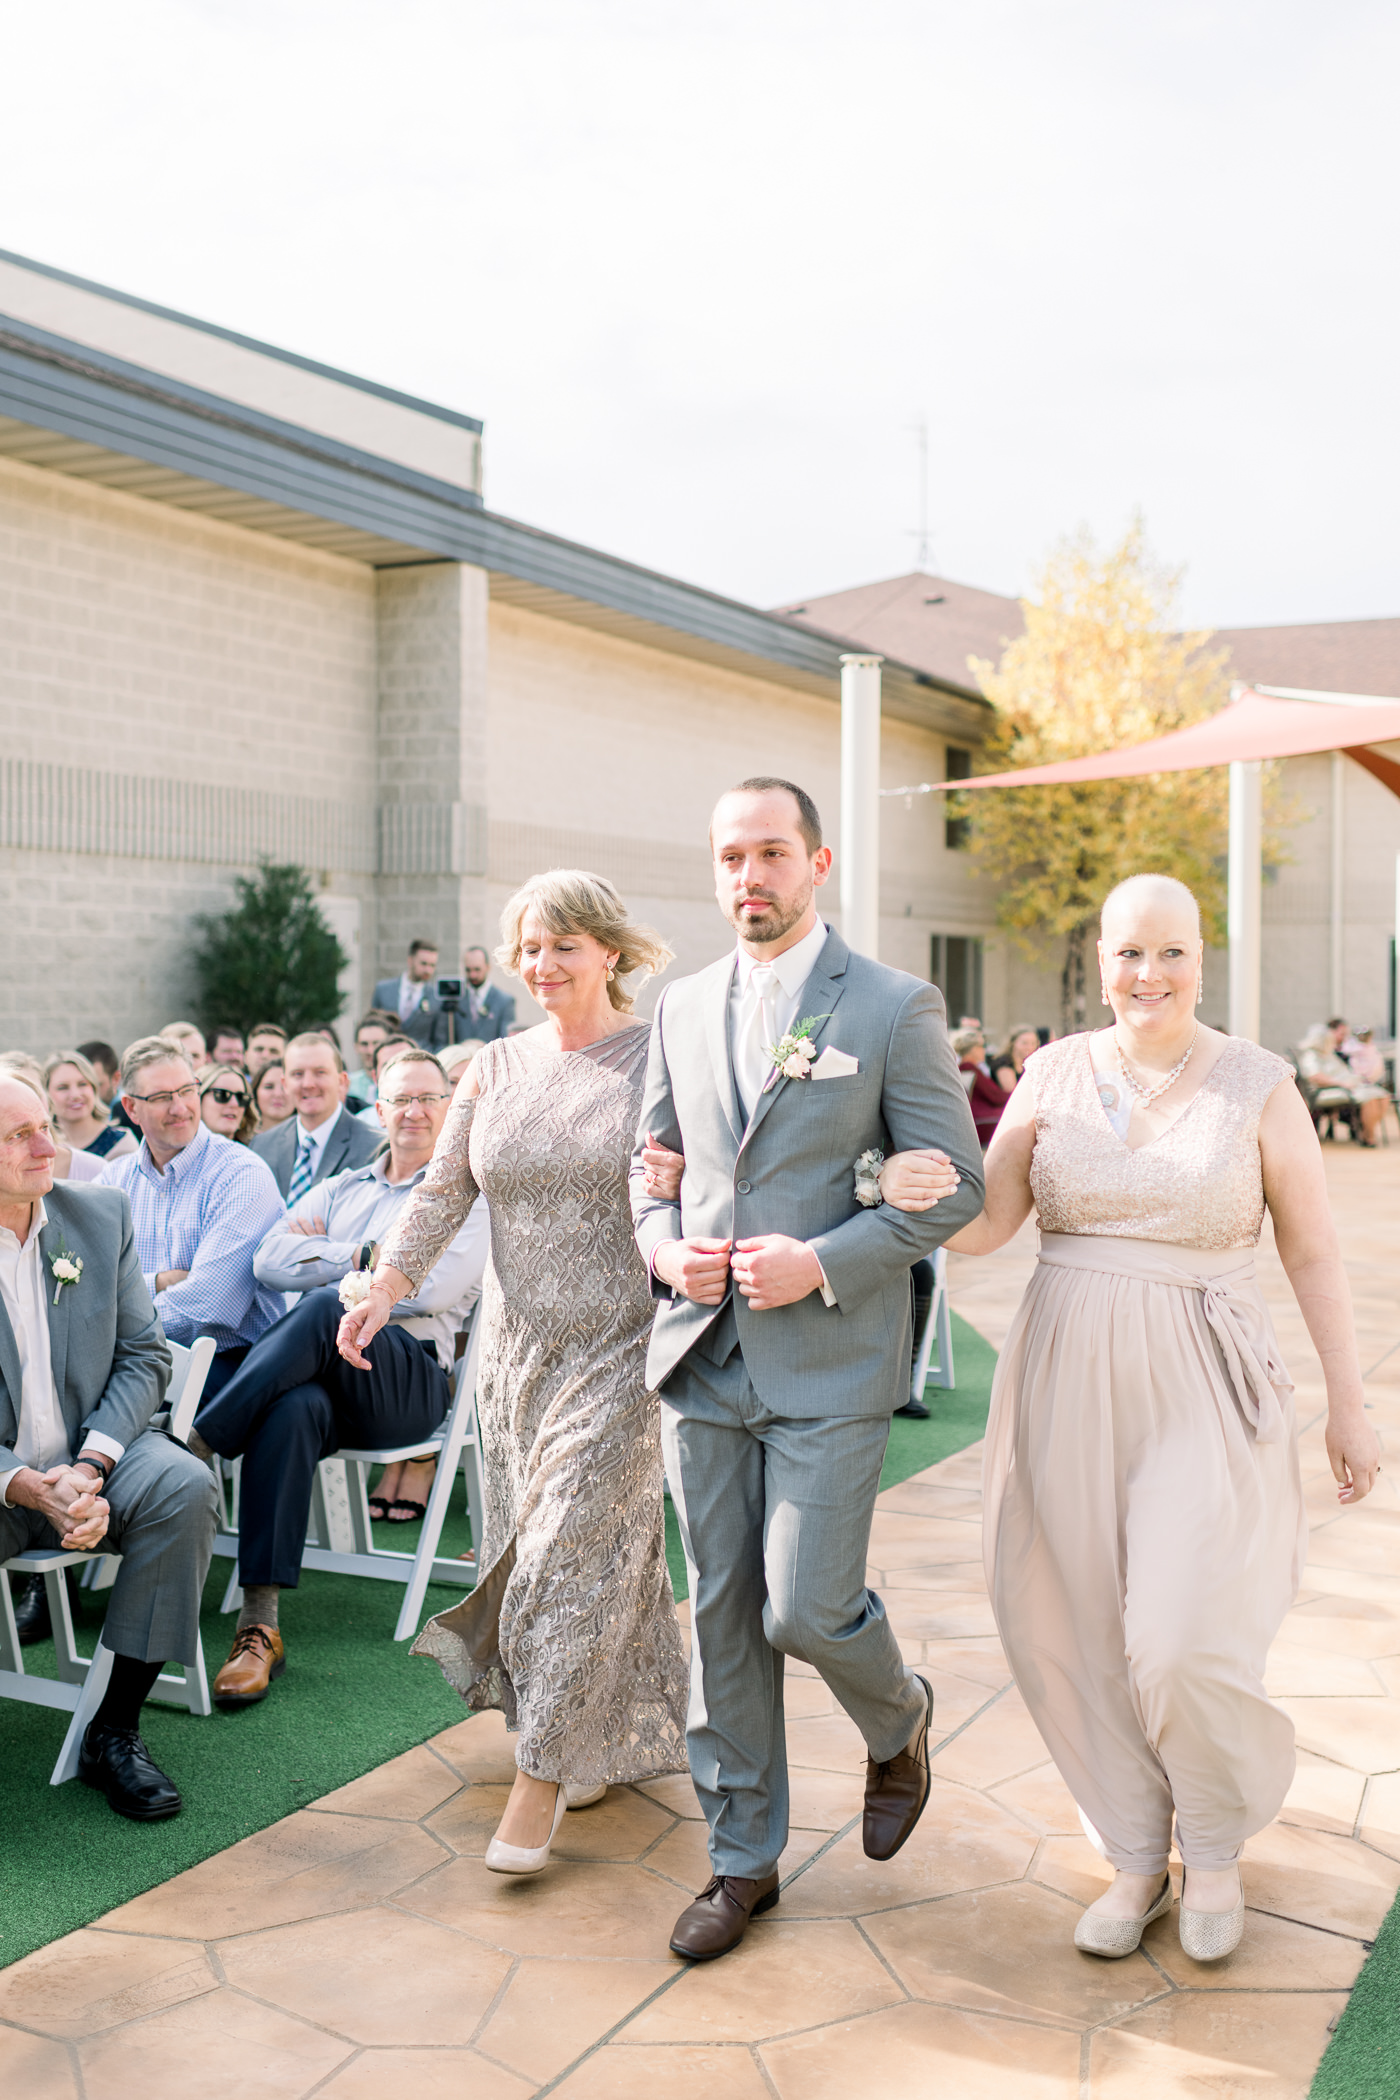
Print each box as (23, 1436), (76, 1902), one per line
(338, 1269), (375, 1311)
(854, 1149), (886, 1208)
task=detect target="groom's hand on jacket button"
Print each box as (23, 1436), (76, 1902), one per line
(731, 1235), (823, 1310)
(656, 1237), (731, 1304)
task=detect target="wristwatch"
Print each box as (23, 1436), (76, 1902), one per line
(76, 1454), (112, 1486)
(356, 1241), (380, 1273)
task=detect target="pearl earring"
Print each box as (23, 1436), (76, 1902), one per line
(606, 964), (616, 982)
(1100, 984), (1110, 1007)
(1196, 977), (1204, 1007)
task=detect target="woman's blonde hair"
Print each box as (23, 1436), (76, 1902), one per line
(496, 870), (674, 1014)
(43, 1050), (111, 1123)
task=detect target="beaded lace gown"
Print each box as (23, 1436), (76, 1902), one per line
(982, 1034), (1307, 1877)
(380, 1025), (688, 1788)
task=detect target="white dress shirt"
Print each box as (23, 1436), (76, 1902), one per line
(0, 1199), (124, 1506)
(397, 972), (424, 1023)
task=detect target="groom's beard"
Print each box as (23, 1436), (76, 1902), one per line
(726, 881), (813, 945)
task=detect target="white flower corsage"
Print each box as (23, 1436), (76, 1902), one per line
(763, 1014), (831, 1091)
(50, 1250), (83, 1304)
(854, 1149), (886, 1208)
(338, 1269), (375, 1310)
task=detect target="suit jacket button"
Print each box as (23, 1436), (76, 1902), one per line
(737, 1179), (751, 1194)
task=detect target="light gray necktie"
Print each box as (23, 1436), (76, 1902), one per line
(735, 963), (779, 1118)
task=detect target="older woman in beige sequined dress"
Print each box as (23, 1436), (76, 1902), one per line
(338, 872), (689, 1877)
(881, 875), (1379, 1964)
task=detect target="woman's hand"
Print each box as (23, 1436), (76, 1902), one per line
(1326, 1402), (1382, 1505)
(641, 1131), (685, 1203)
(878, 1149), (961, 1213)
(337, 1270), (411, 1370)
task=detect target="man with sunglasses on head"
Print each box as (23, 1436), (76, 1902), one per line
(188, 1049), (489, 1707)
(96, 1039), (285, 1402)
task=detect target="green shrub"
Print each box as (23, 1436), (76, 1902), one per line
(192, 863), (347, 1037)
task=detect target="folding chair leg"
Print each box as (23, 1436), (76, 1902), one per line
(0, 1572), (22, 1675)
(220, 1568), (245, 1615)
(393, 1406), (472, 1642)
(47, 1568), (88, 1686)
(150, 1635), (212, 1717)
(51, 1641), (113, 1784)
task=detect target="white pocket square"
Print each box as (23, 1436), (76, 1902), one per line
(811, 1045), (859, 1080)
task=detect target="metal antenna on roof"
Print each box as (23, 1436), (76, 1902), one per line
(905, 414), (931, 572)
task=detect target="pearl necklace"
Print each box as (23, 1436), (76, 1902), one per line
(1115, 1025), (1199, 1109)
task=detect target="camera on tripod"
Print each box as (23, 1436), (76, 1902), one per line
(436, 977), (464, 1044)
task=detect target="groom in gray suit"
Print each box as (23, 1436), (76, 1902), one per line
(632, 778), (984, 1959)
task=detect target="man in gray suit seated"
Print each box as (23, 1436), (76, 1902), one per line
(372, 940), (446, 1049)
(631, 778), (984, 1960)
(252, 1033), (383, 1203)
(0, 1075), (217, 1821)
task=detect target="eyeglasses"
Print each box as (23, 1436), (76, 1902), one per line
(128, 1084), (200, 1108)
(381, 1092), (451, 1111)
(205, 1087), (249, 1107)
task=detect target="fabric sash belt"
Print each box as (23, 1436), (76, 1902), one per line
(1036, 1232), (1293, 1443)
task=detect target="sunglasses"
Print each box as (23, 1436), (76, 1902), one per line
(206, 1087), (249, 1107)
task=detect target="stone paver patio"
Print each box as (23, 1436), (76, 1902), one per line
(1, 1144), (1396, 2098)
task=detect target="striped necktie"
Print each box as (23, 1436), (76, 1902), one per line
(286, 1130), (315, 1209)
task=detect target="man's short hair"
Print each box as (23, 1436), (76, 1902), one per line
(120, 1036), (193, 1093)
(373, 1032), (415, 1075)
(356, 1008), (398, 1036)
(247, 1022), (287, 1043)
(378, 1048), (449, 1096)
(408, 939), (438, 958)
(284, 1030), (346, 1074)
(210, 1022), (244, 1046)
(719, 777), (823, 853)
(77, 1039), (119, 1078)
(463, 944), (488, 961)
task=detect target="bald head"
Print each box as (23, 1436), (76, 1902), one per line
(1100, 873), (1201, 940)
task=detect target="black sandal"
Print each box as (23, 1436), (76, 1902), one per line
(385, 1498), (428, 1524)
(367, 1495), (391, 1521)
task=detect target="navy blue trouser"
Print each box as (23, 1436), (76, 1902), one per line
(193, 1286), (449, 1588)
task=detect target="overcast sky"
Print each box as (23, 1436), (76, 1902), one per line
(4, 1), (1396, 630)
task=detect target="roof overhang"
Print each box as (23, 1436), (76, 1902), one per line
(0, 313), (990, 743)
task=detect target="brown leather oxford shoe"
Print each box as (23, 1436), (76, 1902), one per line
(863, 1672), (934, 1859)
(213, 1624), (285, 1707)
(669, 1872), (780, 1960)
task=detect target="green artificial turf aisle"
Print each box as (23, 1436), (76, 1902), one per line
(1310, 1890), (1400, 2099)
(3, 1307), (997, 1971)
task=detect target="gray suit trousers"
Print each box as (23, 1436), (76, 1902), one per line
(0, 1430), (216, 1664)
(662, 1319), (924, 1880)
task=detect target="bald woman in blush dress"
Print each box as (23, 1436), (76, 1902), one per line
(879, 874), (1380, 1964)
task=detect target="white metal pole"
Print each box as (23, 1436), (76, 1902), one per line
(840, 653), (882, 959)
(1329, 750), (1345, 1016)
(1228, 759), (1263, 1041)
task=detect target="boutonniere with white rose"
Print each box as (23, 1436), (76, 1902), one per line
(762, 1014), (832, 1092)
(50, 1245), (83, 1304)
(854, 1150), (886, 1208)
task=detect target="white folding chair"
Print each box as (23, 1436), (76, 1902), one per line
(212, 1315), (484, 1643)
(1, 1336), (216, 1784)
(910, 1246), (955, 1401)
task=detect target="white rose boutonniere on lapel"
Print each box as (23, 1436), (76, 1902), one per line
(763, 1014), (831, 1092)
(51, 1247), (83, 1304)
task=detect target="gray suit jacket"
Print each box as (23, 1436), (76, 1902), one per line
(373, 975), (446, 1049)
(630, 927), (985, 1416)
(0, 1184), (172, 1473)
(251, 1107), (385, 1199)
(464, 982), (515, 1043)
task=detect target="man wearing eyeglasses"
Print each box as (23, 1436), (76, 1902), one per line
(189, 1050), (488, 1707)
(96, 1039), (286, 1402)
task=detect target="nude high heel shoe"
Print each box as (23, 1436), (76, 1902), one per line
(1179, 1868), (1245, 1961)
(563, 1781), (607, 1809)
(485, 1785), (567, 1876)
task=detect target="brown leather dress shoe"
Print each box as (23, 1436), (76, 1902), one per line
(213, 1625), (285, 1707)
(863, 1673), (933, 1859)
(669, 1873), (780, 1960)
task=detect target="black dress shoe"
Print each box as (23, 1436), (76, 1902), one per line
(78, 1722), (182, 1821)
(12, 1574), (52, 1646)
(893, 1395), (931, 1420)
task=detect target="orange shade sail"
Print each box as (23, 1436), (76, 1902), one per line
(925, 687), (1400, 798)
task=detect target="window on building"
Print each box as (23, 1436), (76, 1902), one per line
(945, 747), (972, 849)
(930, 935), (983, 1025)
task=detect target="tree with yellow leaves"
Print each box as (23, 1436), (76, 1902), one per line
(964, 521), (1275, 1032)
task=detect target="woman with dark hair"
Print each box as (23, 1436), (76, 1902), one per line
(253, 1059), (292, 1132)
(992, 1024), (1041, 1094)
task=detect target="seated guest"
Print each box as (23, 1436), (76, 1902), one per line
(79, 1040), (140, 1136)
(348, 1010), (397, 1105)
(953, 1026), (1007, 1147)
(193, 1049), (489, 1704)
(254, 1059), (292, 1132)
(159, 1022), (209, 1072)
(0, 1073), (217, 1819)
(439, 1039), (485, 1093)
(373, 940), (445, 1048)
(209, 1024), (246, 1068)
(462, 946), (516, 1042)
(1346, 1027), (1386, 1087)
(1298, 1023), (1388, 1147)
(0, 1054), (103, 1184)
(46, 1051), (137, 1163)
(252, 1033), (383, 1201)
(97, 1038), (285, 1397)
(992, 1024), (1040, 1094)
(199, 1065), (257, 1145)
(355, 1034), (415, 1124)
(245, 1024), (287, 1080)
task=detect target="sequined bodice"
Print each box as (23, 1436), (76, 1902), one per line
(1028, 1034), (1293, 1251)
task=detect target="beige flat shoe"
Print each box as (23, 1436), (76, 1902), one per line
(1179, 1880), (1245, 1962)
(1074, 1873), (1173, 1958)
